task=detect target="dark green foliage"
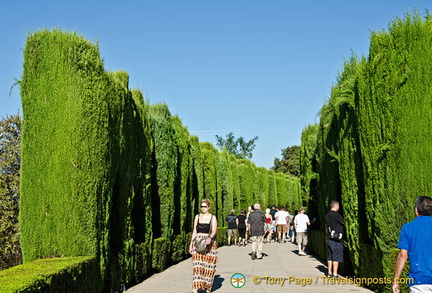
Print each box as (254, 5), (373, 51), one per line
(171, 116), (192, 262)
(219, 150), (234, 224)
(286, 175), (301, 212)
(133, 242), (151, 283)
(215, 227), (228, 247)
(237, 159), (255, 208)
(275, 173), (288, 208)
(200, 142), (218, 212)
(20, 30), (117, 277)
(189, 136), (204, 217)
(148, 104), (178, 240)
(256, 167), (269, 208)
(16, 29), (303, 291)
(170, 234), (185, 264)
(0, 115), (22, 270)
(229, 154), (241, 212)
(272, 145), (300, 177)
(300, 124), (318, 205)
(0, 256), (101, 293)
(267, 170), (277, 207)
(215, 132), (258, 159)
(152, 238), (168, 272)
(301, 12), (432, 291)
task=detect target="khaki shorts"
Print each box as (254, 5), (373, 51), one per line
(277, 224), (287, 234)
(296, 232), (308, 245)
(228, 229), (237, 237)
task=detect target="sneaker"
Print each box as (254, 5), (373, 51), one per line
(298, 251), (307, 256)
(251, 253), (257, 260)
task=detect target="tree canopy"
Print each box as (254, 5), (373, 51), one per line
(272, 145), (300, 177)
(0, 114), (22, 270)
(215, 132), (258, 159)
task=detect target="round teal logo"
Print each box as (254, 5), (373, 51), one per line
(230, 273), (246, 288)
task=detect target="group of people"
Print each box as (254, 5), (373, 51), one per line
(187, 196), (432, 293)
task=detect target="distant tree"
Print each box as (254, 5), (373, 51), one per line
(215, 132), (258, 159)
(0, 114), (22, 270)
(272, 145), (300, 177)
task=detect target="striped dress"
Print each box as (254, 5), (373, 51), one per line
(191, 216), (218, 291)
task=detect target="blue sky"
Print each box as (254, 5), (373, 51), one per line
(1, 0), (430, 168)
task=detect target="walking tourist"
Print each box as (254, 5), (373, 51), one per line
(189, 199), (218, 293)
(247, 203), (266, 260)
(392, 196), (432, 293)
(325, 200), (344, 278)
(294, 206), (310, 256)
(236, 209), (247, 246)
(264, 208), (273, 243)
(225, 209), (238, 246)
(275, 207), (289, 243)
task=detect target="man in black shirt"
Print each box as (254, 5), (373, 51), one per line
(225, 209), (238, 246)
(324, 200), (344, 278)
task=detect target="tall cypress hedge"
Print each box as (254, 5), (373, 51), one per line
(237, 159), (255, 208)
(148, 104), (177, 242)
(200, 142), (218, 213)
(219, 150), (234, 222)
(18, 28), (304, 292)
(190, 136), (204, 216)
(256, 167), (269, 208)
(356, 12), (432, 280)
(229, 154), (241, 212)
(301, 12), (432, 291)
(267, 170), (277, 206)
(20, 31), (117, 287)
(275, 173), (288, 208)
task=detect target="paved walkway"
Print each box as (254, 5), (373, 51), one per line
(126, 240), (373, 293)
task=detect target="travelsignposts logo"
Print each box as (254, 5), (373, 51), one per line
(230, 273), (246, 288)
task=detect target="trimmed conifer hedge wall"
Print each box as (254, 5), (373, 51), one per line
(301, 12), (432, 292)
(20, 30), (117, 282)
(18, 29), (303, 292)
(0, 256), (100, 293)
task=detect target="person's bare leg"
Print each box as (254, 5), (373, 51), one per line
(332, 262), (339, 277)
(327, 261), (333, 277)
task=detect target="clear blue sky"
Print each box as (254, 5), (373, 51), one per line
(1, 0), (429, 168)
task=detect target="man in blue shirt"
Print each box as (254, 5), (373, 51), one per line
(392, 196), (432, 293)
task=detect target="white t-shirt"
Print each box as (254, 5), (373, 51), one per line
(294, 213), (310, 232)
(275, 210), (289, 225)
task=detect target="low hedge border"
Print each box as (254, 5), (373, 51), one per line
(0, 256), (100, 293)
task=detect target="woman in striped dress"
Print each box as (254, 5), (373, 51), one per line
(188, 199), (218, 293)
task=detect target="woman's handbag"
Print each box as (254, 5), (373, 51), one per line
(194, 215), (213, 254)
(194, 237), (210, 254)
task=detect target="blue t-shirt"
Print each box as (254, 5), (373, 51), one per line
(398, 216), (432, 286)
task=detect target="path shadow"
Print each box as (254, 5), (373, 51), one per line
(247, 252), (269, 257)
(211, 274), (224, 291)
(315, 264), (328, 276)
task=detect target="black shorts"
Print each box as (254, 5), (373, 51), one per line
(238, 227), (246, 238)
(326, 239), (343, 262)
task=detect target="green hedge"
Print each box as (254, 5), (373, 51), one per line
(20, 30), (116, 277)
(301, 11), (431, 293)
(0, 257), (100, 293)
(17, 29), (304, 291)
